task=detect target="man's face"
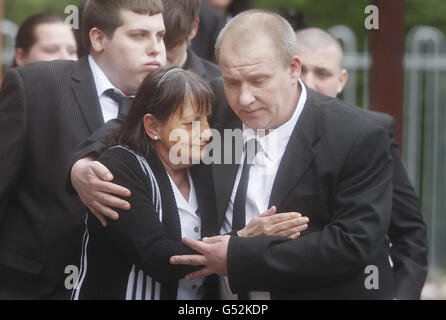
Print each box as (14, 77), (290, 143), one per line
(17, 22), (78, 66)
(100, 10), (166, 95)
(219, 35), (300, 130)
(297, 45), (347, 98)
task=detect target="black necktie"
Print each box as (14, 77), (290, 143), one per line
(232, 139), (258, 301)
(104, 89), (134, 120)
(232, 139), (258, 232)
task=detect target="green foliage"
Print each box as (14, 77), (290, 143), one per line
(253, 0), (446, 42)
(5, 0), (84, 25)
(405, 0), (446, 34)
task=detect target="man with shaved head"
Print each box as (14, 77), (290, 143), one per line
(170, 10), (396, 299)
(295, 27), (428, 300)
(295, 28), (348, 97)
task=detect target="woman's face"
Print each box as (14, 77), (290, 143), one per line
(154, 95), (213, 168)
(16, 22), (78, 66)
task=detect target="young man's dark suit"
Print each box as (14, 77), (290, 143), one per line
(0, 57), (104, 299)
(211, 83), (396, 299)
(365, 110), (428, 300)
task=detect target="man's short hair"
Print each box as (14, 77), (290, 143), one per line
(215, 9), (297, 67)
(162, 0), (201, 50)
(295, 28), (344, 56)
(82, 0), (163, 52)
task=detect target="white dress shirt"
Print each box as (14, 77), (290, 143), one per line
(168, 170), (205, 300)
(219, 81), (308, 300)
(88, 55), (127, 123)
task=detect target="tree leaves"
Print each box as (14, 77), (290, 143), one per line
(5, 0), (84, 25)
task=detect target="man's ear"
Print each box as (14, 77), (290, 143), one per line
(188, 18), (200, 42)
(89, 27), (107, 53)
(143, 114), (161, 141)
(337, 69), (349, 95)
(15, 48), (27, 67)
(290, 55), (302, 84)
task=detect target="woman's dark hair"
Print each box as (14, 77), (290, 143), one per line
(109, 67), (214, 158)
(13, 13), (64, 67)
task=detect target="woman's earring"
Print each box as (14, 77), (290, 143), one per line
(153, 136), (159, 141)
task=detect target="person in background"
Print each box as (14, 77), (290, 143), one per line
(163, 0), (220, 82)
(204, 0), (251, 23)
(295, 27), (428, 300)
(163, 0), (233, 128)
(191, 1), (225, 63)
(191, 0), (251, 63)
(13, 13), (78, 67)
(204, 0), (233, 22)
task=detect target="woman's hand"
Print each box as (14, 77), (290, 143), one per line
(237, 206), (309, 239)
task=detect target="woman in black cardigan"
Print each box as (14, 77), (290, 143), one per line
(73, 67), (219, 300)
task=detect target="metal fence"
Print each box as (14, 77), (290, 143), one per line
(403, 26), (446, 283)
(1, 19), (18, 68)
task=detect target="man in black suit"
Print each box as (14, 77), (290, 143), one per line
(169, 10), (395, 299)
(294, 27), (428, 299)
(0, 0), (165, 299)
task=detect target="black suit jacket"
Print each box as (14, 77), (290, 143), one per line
(184, 48), (221, 84)
(364, 110), (428, 299)
(213, 88), (395, 299)
(0, 57), (104, 299)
